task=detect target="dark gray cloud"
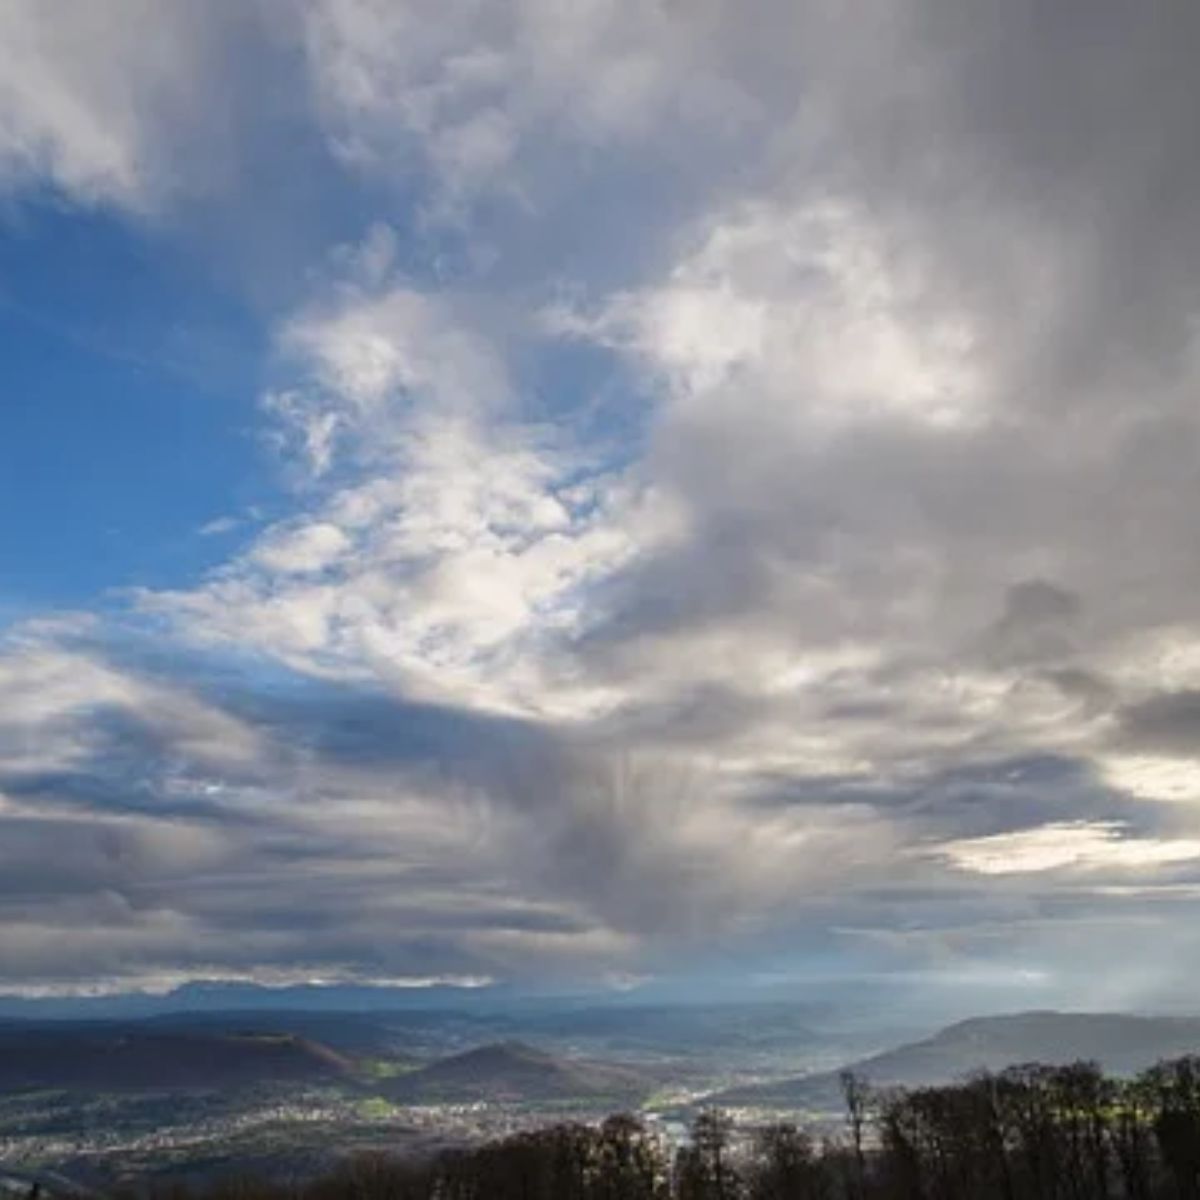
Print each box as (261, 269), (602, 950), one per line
(1118, 692), (1200, 758)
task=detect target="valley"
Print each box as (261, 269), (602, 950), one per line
(3, 1002), (1200, 1191)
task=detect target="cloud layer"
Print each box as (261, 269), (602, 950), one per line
(4, 0), (1200, 1013)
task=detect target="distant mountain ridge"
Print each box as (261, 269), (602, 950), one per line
(714, 1011), (1200, 1109)
(384, 1040), (653, 1105)
(0, 981), (511, 1021)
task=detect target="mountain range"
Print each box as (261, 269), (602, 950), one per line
(0, 981), (513, 1021)
(713, 1011), (1200, 1109)
(4, 1007), (1200, 1109)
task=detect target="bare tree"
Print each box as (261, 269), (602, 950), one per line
(841, 1070), (872, 1199)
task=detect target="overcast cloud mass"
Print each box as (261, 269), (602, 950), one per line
(3, 0), (1200, 1017)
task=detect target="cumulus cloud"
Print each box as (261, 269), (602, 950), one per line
(553, 198), (984, 429)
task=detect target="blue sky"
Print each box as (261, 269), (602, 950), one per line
(0, 206), (267, 609)
(4, 0), (1200, 1017)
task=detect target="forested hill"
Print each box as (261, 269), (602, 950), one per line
(0, 1028), (354, 1092)
(383, 1040), (653, 1104)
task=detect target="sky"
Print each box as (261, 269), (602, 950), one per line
(3, 0), (1200, 1018)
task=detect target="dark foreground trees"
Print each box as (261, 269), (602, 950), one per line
(862, 1057), (1200, 1200)
(170, 1055), (1200, 1200)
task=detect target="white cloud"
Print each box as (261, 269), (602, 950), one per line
(281, 286), (509, 417)
(1100, 755), (1200, 805)
(0, 634), (266, 780)
(937, 822), (1200, 876)
(252, 521), (351, 574)
(0, 0), (238, 209)
(561, 198), (984, 431)
(298, 0), (756, 213)
(198, 516), (241, 537)
(144, 263), (643, 716)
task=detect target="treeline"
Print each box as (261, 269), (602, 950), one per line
(175, 1056), (1200, 1200)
